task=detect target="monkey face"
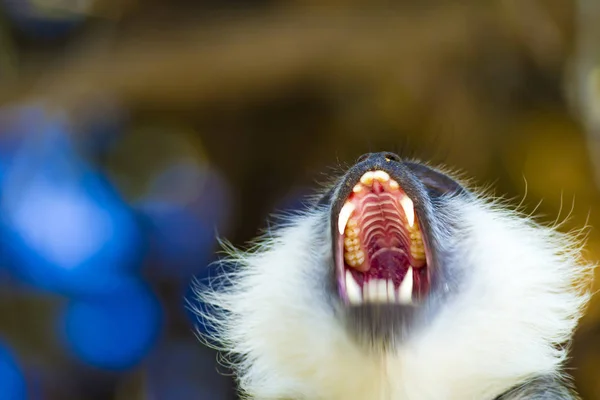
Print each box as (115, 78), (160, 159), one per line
(325, 152), (469, 349)
(195, 152), (591, 400)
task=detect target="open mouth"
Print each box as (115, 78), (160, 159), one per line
(336, 169), (430, 306)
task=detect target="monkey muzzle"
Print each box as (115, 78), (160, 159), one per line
(331, 153), (434, 310)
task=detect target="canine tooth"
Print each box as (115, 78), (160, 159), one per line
(353, 184), (363, 193)
(398, 267), (413, 305)
(373, 170), (390, 182)
(346, 271), (362, 305)
(400, 195), (415, 227)
(387, 280), (395, 302)
(360, 171), (374, 185)
(389, 180), (399, 190)
(338, 202), (356, 235)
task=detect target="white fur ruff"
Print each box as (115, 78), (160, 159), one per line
(194, 188), (593, 400)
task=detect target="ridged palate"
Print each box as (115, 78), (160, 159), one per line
(345, 189), (415, 270)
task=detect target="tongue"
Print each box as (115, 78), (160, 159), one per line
(368, 248), (410, 286)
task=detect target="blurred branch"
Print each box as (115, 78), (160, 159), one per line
(0, 9), (18, 83)
(569, 0), (600, 189)
(0, 5), (527, 113)
(501, 0), (568, 67)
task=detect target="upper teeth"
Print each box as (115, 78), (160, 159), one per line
(345, 270), (414, 305)
(400, 195), (415, 227)
(360, 170), (392, 186)
(373, 170), (390, 181)
(360, 171), (374, 185)
(338, 201), (356, 235)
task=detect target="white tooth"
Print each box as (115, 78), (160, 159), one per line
(375, 279), (388, 303)
(387, 280), (396, 302)
(346, 270), (362, 305)
(367, 279), (378, 302)
(400, 195), (415, 227)
(338, 202), (356, 235)
(398, 267), (413, 305)
(360, 171), (375, 185)
(373, 170), (390, 182)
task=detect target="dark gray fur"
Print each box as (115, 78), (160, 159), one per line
(496, 376), (580, 400)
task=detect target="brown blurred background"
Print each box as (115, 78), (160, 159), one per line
(0, 0), (600, 399)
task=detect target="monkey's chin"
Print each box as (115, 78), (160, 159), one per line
(342, 303), (421, 350)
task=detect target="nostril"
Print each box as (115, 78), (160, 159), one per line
(383, 152), (401, 162)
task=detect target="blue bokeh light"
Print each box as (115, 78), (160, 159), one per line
(0, 113), (142, 295)
(61, 280), (163, 370)
(143, 162), (233, 231)
(136, 162), (232, 278)
(0, 341), (27, 400)
(138, 200), (215, 278)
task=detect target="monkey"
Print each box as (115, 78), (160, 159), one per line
(193, 152), (594, 400)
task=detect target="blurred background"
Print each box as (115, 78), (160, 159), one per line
(0, 0), (599, 399)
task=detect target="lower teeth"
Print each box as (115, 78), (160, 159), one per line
(345, 270), (414, 305)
